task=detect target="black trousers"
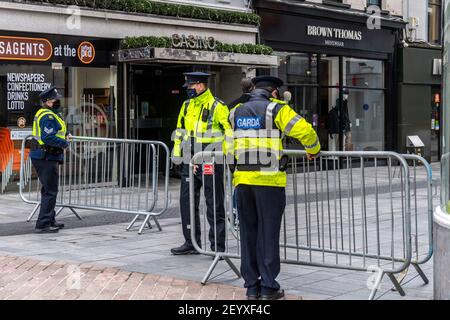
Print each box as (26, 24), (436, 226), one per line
(179, 164), (226, 251)
(31, 159), (59, 229)
(236, 185), (286, 296)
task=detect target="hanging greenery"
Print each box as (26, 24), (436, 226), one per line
(121, 36), (273, 55)
(19, 0), (261, 26)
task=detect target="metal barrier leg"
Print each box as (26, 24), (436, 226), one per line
(411, 263), (429, 284)
(223, 257), (241, 279)
(138, 215), (151, 235)
(26, 204), (41, 222)
(201, 256), (221, 285)
(126, 215), (140, 231)
(201, 256), (241, 285)
(368, 271), (384, 300)
(387, 273), (406, 297)
(55, 207), (64, 217)
(152, 216), (162, 231)
(70, 208), (82, 220)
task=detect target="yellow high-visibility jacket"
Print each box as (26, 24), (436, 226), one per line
(227, 91), (320, 188)
(173, 89), (231, 158)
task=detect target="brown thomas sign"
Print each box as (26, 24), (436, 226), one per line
(0, 36), (53, 61)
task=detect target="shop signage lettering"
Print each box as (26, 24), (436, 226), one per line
(0, 36), (53, 61)
(171, 34), (216, 51)
(7, 72), (51, 111)
(307, 25), (363, 41)
(0, 35), (98, 65)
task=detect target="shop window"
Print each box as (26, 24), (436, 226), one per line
(344, 58), (384, 89)
(65, 67), (117, 139)
(286, 53), (318, 85)
(428, 0), (442, 45)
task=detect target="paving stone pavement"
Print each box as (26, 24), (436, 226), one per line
(0, 254), (304, 300)
(0, 162), (439, 300)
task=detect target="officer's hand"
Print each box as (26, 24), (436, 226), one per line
(193, 165), (199, 175)
(307, 153), (319, 161)
(66, 134), (73, 142)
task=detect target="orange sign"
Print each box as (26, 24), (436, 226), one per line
(77, 41), (95, 64)
(0, 36), (52, 61)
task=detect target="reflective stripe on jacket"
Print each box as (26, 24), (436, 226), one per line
(173, 89), (231, 158)
(32, 108), (67, 145)
(228, 89), (321, 188)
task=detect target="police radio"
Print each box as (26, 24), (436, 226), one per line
(202, 108), (210, 122)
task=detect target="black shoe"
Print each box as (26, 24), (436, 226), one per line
(35, 226), (60, 234)
(260, 289), (285, 300)
(170, 243), (199, 255)
(247, 294), (260, 301)
(51, 222), (65, 229)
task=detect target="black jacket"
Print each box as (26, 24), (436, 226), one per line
(227, 93), (252, 110)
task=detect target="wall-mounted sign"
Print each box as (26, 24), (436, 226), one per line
(0, 32), (119, 67)
(306, 25), (362, 47)
(171, 34), (216, 51)
(78, 41), (96, 64)
(6, 72), (52, 113)
(0, 36), (53, 61)
(17, 116), (26, 128)
(259, 11), (396, 53)
(10, 129), (32, 141)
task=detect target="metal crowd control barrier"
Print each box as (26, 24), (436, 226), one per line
(189, 150), (436, 300)
(398, 154), (433, 287)
(20, 136), (170, 234)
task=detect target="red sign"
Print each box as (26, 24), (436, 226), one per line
(0, 36), (53, 61)
(203, 164), (215, 175)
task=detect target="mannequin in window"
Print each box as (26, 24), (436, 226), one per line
(327, 89), (352, 151)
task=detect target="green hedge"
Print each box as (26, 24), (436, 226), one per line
(20, 0), (261, 26)
(121, 36), (273, 55)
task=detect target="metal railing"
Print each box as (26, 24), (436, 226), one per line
(189, 150), (433, 300)
(20, 136), (170, 234)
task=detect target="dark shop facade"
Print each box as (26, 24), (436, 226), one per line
(254, 0), (408, 157)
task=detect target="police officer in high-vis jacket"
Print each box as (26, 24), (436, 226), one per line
(171, 72), (231, 255)
(227, 76), (321, 300)
(30, 86), (71, 234)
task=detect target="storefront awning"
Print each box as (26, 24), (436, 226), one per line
(118, 47), (279, 68)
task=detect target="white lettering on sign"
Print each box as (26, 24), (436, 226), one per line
(172, 34), (216, 51)
(307, 25), (363, 41)
(6, 72), (51, 111)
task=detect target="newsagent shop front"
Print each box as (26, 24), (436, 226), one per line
(0, 31), (120, 142)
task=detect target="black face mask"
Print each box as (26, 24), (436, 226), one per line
(52, 100), (62, 113)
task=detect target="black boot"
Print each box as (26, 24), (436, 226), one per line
(51, 222), (65, 229)
(170, 243), (200, 255)
(260, 289), (285, 300)
(35, 226), (60, 234)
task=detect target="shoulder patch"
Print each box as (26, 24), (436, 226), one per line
(44, 127), (54, 134)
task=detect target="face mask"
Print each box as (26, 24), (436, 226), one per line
(186, 88), (197, 99)
(52, 100), (62, 113)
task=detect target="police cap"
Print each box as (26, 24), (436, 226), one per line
(183, 72), (210, 87)
(39, 86), (62, 102)
(252, 76), (284, 89)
